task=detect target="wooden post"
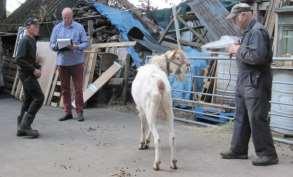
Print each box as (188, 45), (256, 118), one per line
(87, 20), (94, 45)
(159, 7), (182, 43)
(122, 55), (130, 105)
(172, 6), (181, 50)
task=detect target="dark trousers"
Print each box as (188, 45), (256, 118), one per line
(231, 73), (277, 157)
(59, 64), (84, 114)
(19, 74), (44, 116)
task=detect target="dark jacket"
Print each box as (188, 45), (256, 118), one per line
(236, 19), (273, 98)
(15, 35), (41, 77)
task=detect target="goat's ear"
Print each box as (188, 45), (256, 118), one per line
(170, 49), (178, 58)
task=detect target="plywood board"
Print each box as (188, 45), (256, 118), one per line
(36, 41), (57, 104)
(72, 62), (122, 107)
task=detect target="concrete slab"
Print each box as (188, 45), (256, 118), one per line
(0, 97), (292, 177)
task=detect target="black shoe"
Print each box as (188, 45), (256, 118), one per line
(77, 112), (84, 122)
(17, 115), (23, 130)
(17, 129), (39, 138)
(17, 113), (39, 138)
(252, 155), (279, 166)
(220, 150), (248, 159)
(59, 114), (73, 121)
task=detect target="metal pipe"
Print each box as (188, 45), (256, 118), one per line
(173, 98), (236, 110)
(174, 117), (215, 127)
(270, 101), (293, 107)
(192, 75), (293, 86)
(172, 89), (235, 99)
(186, 56), (293, 61)
(273, 137), (293, 145)
(174, 107), (234, 120)
(269, 112), (293, 119)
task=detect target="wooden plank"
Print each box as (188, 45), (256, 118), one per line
(11, 70), (19, 95)
(88, 41), (136, 49)
(46, 69), (59, 105)
(15, 80), (22, 99)
(72, 62), (122, 107)
(88, 20), (94, 44)
(265, 0), (282, 38)
(83, 51), (97, 90)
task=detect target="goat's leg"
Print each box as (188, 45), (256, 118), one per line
(150, 121), (160, 171)
(144, 128), (151, 148)
(138, 112), (148, 150)
(163, 96), (178, 169)
(146, 101), (161, 170)
(169, 118), (177, 169)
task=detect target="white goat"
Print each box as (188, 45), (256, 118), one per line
(131, 49), (189, 171)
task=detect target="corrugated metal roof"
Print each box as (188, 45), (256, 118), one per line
(187, 0), (240, 41)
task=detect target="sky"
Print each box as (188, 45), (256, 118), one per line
(6, 0), (26, 13)
(7, 0), (182, 13)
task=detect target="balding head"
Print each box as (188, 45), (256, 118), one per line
(62, 7), (73, 26)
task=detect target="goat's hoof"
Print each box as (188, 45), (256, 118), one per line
(153, 161), (161, 171)
(170, 159), (178, 170)
(138, 143), (149, 150)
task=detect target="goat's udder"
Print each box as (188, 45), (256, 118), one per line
(157, 80), (165, 94)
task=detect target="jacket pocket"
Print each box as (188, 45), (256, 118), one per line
(249, 71), (261, 88)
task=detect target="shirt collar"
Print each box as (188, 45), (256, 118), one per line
(62, 21), (74, 28)
(243, 19), (256, 34)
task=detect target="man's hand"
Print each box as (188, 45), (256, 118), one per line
(69, 44), (79, 50)
(33, 69), (42, 78)
(228, 44), (240, 56)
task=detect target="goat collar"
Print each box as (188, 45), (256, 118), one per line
(164, 55), (184, 76)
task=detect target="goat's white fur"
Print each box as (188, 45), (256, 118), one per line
(131, 49), (188, 170)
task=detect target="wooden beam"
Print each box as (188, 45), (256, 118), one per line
(87, 20), (94, 44)
(177, 15), (206, 43)
(167, 26), (204, 34)
(88, 41), (137, 50)
(172, 6), (181, 50)
(122, 55), (131, 105)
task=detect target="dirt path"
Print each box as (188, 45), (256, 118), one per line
(0, 97), (292, 177)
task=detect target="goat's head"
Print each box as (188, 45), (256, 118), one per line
(164, 49), (190, 81)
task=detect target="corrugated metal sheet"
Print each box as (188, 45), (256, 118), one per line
(187, 0), (240, 41)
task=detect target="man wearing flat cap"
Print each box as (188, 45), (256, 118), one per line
(220, 3), (278, 166)
(15, 17), (44, 138)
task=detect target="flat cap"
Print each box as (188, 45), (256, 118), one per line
(24, 17), (39, 27)
(226, 3), (252, 19)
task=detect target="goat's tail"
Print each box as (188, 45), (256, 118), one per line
(157, 80), (165, 94)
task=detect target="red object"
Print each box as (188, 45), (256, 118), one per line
(59, 64), (84, 114)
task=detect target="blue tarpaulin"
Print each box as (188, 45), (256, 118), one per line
(169, 47), (208, 106)
(94, 3), (152, 66)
